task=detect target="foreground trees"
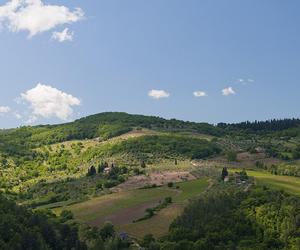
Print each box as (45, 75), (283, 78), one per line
(142, 187), (300, 250)
(0, 194), (86, 250)
(0, 194), (132, 250)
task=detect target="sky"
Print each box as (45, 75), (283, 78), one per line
(0, 0), (300, 128)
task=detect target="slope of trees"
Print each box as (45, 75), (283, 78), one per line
(0, 194), (86, 250)
(108, 135), (222, 160)
(143, 187), (300, 250)
(0, 194), (133, 250)
(0, 112), (223, 159)
(218, 118), (300, 132)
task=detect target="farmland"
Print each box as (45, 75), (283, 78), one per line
(242, 170), (300, 195)
(57, 178), (209, 238)
(2, 113), (300, 249)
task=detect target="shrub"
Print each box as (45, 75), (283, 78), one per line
(60, 210), (74, 222)
(226, 151), (237, 162)
(165, 197), (172, 204)
(103, 180), (120, 188)
(167, 182), (174, 188)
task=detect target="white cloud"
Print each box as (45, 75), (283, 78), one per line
(20, 83), (81, 122)
(222, 87), (236, 96)
(52, 28), (73, 42)
(148, 89), (170, 99)
(14, 112), (22, 119)
(237, 78), (254, 85)
(0, 0), (84, 37)
(193, 91), (207, 97)
(0, 106), (10, 113)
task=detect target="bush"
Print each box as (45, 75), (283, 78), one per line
(167, 182), (174, 188)
(103, 180), (120, 188)
(165, 197), (172, 204)
(60, 210), (74, 222)
(226, 151), (237, 162)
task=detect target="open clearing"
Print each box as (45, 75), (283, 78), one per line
(229, 169), (300, 195)
(58, 187), (177, 223)
(58, 178), (208, 238)
(112, 170), (195, 192)
(119, 178), (209, 238)
(243, 170), (300, 195)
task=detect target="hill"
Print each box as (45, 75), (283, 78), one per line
(1, 113), (300, 249)
(0, 112), (222, 157)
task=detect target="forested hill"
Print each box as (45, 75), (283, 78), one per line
(218, 118), (300, 132)
(0, 112), (222, 156)
(2, 112), (300, 158)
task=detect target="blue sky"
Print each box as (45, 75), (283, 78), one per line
(0, 0), (299, 128)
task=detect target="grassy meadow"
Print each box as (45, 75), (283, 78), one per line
(244, 170), (300, 195)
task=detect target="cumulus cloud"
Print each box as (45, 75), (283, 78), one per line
(0, 106), (10, 113)
(20, 83), (81, 122)
(222, 87), (236, 96)
(148, 89), (170, 99)
(0, 0), (84, 38)
(193, 91), (207, 97)
(52, 28), (73, 42)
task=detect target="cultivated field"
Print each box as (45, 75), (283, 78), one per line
(244, 170), (300, 195)
(58, 178), (208, 238)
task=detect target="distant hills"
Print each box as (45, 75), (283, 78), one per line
(1, 112), (300, 158)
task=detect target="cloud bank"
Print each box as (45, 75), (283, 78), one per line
(20, 83), (80, 122)
(0, 0), (84, 38)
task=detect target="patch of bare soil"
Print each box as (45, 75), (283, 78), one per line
(87, 201), (159, 227)
(112, 171), (195, 192)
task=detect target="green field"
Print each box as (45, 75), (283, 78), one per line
(232, 169), (300, 195)
(120, 178), (209, 238)
(58, 178), (208, 238)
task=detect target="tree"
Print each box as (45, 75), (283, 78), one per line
(60, 210), (74, 222)
(226, 151), (237, 162)
(221, 167), (228, 180)
(100, 222), (115, 240)
(141, 160), (146, 168)
(98, 162), (105, 173)
(145, 208), (154, 218)
(165, 197), (172, 204)
(87, 166), (96, 176)
(140, 234), (156, 248)
(167, 182), (174, 188)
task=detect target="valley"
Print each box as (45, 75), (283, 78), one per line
(1, 113), (300, 249)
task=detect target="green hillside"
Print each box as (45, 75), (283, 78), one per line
(2, 113), (300, 249)
(0, 112), (222, 157)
